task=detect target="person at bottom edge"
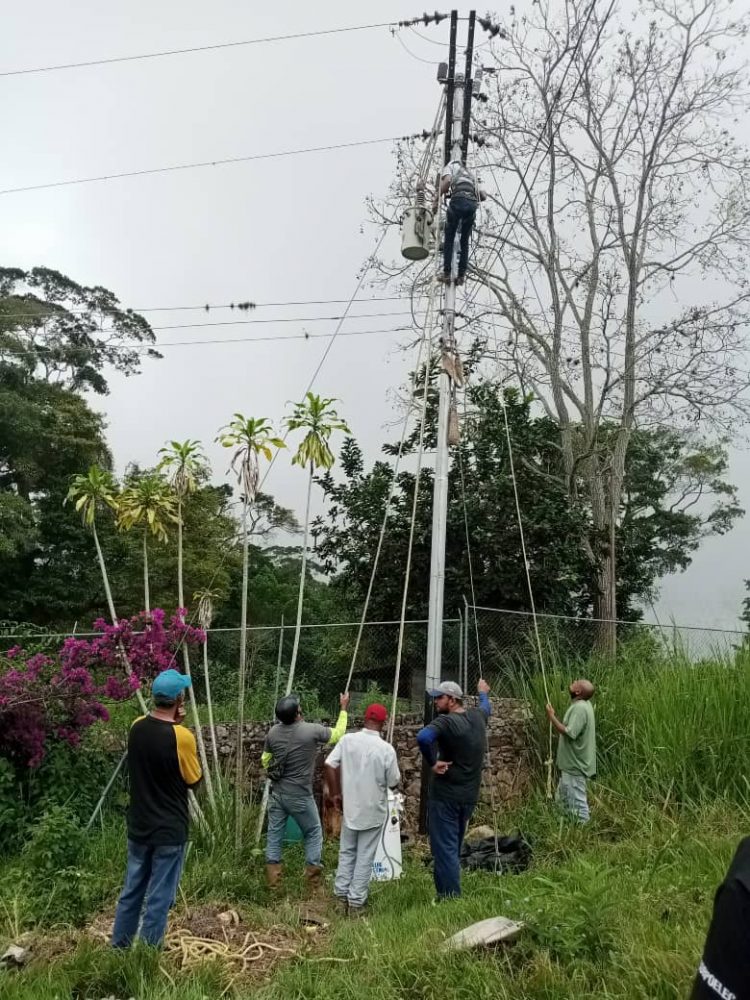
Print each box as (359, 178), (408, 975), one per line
(325, 702), (401, 918)
(111, 669), (202, 949)
(690, 836), (750, 1000)
(262, 691), (349, 894)
(416, 679), (491, 901)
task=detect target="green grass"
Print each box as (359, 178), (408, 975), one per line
(2, 647), (749, 998)
(1, 791), (741, 999)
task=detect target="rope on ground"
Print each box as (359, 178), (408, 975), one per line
(164, 928), (296, 976)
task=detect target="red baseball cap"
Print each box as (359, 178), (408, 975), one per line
(364, 703), (388, 723)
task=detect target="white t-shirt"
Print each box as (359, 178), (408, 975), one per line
(326, 728), (401, 831)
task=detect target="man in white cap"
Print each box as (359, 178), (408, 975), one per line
(416, 678), (491, 899)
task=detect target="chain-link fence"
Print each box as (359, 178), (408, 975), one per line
(2, 608), (747, 719)
(463, 606), (748, 693)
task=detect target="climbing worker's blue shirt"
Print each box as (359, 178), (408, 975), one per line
(417, 693), (491, 805)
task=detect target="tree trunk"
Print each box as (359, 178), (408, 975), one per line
(92, 521), (148, 714)
(285, 462), (314, 697)
(143, 530), (150, 614)
(93, 520), (117, 624)
(235, 497), (250, 851)
(203, 639), (222, 790)
(176, 497), (215, 808)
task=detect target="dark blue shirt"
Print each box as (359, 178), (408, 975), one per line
(417, 693), (491, 804)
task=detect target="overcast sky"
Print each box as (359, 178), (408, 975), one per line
(2, 0), (749, 632)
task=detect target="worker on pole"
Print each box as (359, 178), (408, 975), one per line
(433, 160), (485, 285)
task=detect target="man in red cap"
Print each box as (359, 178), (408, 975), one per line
(325, 703), (400, 917)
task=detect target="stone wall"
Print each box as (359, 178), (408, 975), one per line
(206, 697), (534, 835)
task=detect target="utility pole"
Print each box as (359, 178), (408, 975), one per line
(420, 9), (477, 832)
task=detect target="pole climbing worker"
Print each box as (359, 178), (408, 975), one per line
(417, 679), (492, 901)
(432, 159), (486, 286)
(111, 669), (202, 949)
(546, 679), (597, 823)
(325, 702), (401, 918)
(262, 691), (349, 893)
(690, 836), (750, 1000)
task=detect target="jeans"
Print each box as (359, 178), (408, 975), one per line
(443, 196), (477, 277)
(334, 823), (382, 907)
(111, 840), (186, 948)
(557, 771), (590, 823)
(428, 798), (475, 899)
(266, 788), (323, 867)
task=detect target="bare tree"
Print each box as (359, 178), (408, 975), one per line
(375, 0), (750, 652)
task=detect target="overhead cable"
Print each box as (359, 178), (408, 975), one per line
(0, 133), (422, 196)
(0, 22), (399, 79)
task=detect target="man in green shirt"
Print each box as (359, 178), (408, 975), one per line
(546, 679), (596, 823)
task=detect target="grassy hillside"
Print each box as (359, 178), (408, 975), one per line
(2, 646), (748, 999)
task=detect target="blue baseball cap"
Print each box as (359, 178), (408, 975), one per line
(152, 669), (192, 700)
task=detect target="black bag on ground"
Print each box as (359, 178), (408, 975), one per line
(460, 832), (531, 874)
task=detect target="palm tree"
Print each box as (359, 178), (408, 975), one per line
(117, 471), (178, 613)
(66, 466), (148, 715)
(156, 441), (216, 808)
(217, 415), (285, 848)
(194, 588), (222, 791)
(284, 393), (349, 695)
(157, 440), (207, 607)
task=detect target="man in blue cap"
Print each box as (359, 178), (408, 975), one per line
(416, 678), (491, 900)
(112, 668), (202, 949)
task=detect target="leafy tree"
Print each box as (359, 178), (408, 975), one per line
(0, 266), (159, 394)
(0, 268), (156, 626)
(65, 467), (121, 624)
(375, 0), (750, 651)
(217, 414), (284, 848)
(117, 470), (178, 613)
(314, 376), (741, 642)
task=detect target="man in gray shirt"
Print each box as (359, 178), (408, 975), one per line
(262, 691), (349, 892)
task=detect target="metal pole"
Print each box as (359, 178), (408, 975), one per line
(458, 607), (463, 687)
(272, 614), (285, 710)
(86, 750), (127, 829)
(420, 11), (475, 833)
(461, 12), (477, 164)
(463, 594), (470, 692)
(425, 31), (466, 698)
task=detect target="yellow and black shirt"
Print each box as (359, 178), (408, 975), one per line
(126, 715), (202, 846)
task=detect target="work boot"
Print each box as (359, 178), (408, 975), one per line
(456, 274), (466, 286)
(437, 271), (450, 283)
(348, 903), (368, 919)
(335, 896), (349, 916)
(304, 864), (324, 897)
(266, 863), (283, 891)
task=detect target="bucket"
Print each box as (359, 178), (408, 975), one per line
(371, 790), (403, 881)
(284, 816), (303, 843)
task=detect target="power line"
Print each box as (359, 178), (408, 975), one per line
(130, 310), (413, 332)
(0, 309), (415, 331)
(0, 22), (398, 79)
(0, 295), (414, 321)
(0, 133), (419, 196)
(0, 325), (414, 353)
